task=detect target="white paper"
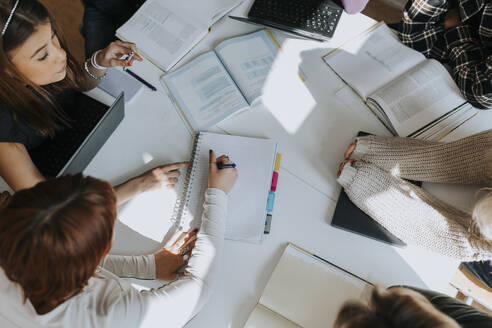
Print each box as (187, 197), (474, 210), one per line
(259, 244), (372, 328)
(216, 29), (279, 104)
(181, 132), (277, 243)
(98, 68), (143, 102)
(245, 304), (301, 328)
(369, 59), (467, 136)
(163, 52), (249, 131)
(324, 23), (425, 99)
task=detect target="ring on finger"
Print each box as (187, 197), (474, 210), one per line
(182, 254), (190, 261)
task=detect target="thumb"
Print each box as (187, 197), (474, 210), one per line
(209, 149), (217, 173)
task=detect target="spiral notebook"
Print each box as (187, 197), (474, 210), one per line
(173, 132), (278, 243)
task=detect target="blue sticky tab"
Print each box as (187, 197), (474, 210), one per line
(266, 191), (275, 212)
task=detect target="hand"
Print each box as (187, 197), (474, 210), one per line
(95, 40), (143, 68)
(0, 191), (11, 211)
(337, 159), (354, 178)
(344, 142), (356, 160)
(154, 230), (197, 281)
(444, 9), (460, 29)
(136, 162), (192, 193)
(208, 150), (238, 194)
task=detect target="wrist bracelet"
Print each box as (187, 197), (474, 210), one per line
(90, 50), (107, 70)
(84, 60), (106, 80)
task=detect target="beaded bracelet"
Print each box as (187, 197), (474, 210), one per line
(84, 60), (107, 80)
(90, 50), (107, 71)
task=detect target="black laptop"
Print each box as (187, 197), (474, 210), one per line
(331, 132), (422, 247)
(30, 92), (125, 177)
(230, 0), (343, 42)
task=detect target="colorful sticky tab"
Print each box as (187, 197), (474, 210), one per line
(271, 171), (278, 191)
(266, 191), (275, 212)
(274, 153), (282, 172)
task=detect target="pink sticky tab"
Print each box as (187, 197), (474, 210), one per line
(271, 171), (278, 191)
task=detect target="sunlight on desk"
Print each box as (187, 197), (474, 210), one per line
(262, 39), (316, 134)
(117, 186), (180, 246)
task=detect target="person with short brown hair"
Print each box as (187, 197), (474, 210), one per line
(334, 286), (492, 328)
(0, 149), (238, 328)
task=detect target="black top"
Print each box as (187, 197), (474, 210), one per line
(394, 286), (492, 327)
(0, 89), (77, 150)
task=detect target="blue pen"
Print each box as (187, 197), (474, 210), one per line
(123, 68), (157, 91)
(217, 163), (236, 169)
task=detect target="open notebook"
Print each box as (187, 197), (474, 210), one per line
(245, 243), (373, 327)
(173, 132), (278, 243)
(322, 22), (477, 141)
(116, 0), (242, 71)
(161, 29), (280, 132)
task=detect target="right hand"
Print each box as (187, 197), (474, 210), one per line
(208, 150), (238, 194)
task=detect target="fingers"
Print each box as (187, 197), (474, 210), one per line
(114, 40), (143, 61)
(209, 149), (217, 173)
(337, 159), (354, 178)
(163, 162), (192, 172)
(344, 142), (356, 160)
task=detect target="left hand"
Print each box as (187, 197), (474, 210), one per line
(95, 40), (143, 68)
(154, 229), (198, 281)
(135, 162), (192, 193)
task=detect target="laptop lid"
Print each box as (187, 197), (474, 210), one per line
(58, 92), (125, 176)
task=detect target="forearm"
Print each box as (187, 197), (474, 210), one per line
(337, 162), (492, 261)
(351, 130), (492, 184)
(101, 254), (156, 279)
(113, 176), (144, 206)
(108, 188), (228, 328)
(79, 52), (107, 91)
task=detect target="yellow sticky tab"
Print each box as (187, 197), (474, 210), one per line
(274, 153), (282, 172)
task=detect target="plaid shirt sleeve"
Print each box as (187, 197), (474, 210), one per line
(398, 0), (450, 61)
(444, 25), (492, 109)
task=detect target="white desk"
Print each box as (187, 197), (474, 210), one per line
(1, 1), (486, 327)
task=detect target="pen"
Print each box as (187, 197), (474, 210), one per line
(125, 51), (135, 66)
(124, 68), (157, 91)
(217, 163), (236, 169)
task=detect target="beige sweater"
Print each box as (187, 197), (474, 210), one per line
(337, 129), (492, 261)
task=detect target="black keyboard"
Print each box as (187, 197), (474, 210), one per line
(248, 0), (343, 39)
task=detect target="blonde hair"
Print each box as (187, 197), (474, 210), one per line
(473, 189), (492, 241)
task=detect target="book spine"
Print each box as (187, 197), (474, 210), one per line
(170, 133), (203, 227)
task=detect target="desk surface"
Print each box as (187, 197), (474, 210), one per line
(2, 1), (486, 327)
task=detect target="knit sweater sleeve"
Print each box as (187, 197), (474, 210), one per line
(351, 130), (492, 184)
(337, 162), (492, 261)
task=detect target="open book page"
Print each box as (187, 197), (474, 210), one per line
(368, 59), (467, 137)
(162, 52), (249, 131)
(245, 304), (301, 328)
(180, 133), (277, 243)
(215, 29), (280, 104)
(259, 244), (372, 328)
(116, 0), (208, 71)
(323, 23), (426, 99)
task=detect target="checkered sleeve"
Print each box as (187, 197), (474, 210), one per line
(398, 0), (450, 61)
(444, 25), (492, 109)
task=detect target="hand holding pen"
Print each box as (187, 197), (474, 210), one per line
(208, 149), (238, 194)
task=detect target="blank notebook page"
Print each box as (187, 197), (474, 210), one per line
(182, 132), (277, 243)
(259, 244), (372, 327)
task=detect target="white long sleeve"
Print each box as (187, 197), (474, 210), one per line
(0, 188), (227, 328)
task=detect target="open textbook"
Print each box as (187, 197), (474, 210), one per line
(116, 0), (242, 71)
(161, 29), (280, 132)
(245, 243), (373, 327)
(322, 22), (478, 140)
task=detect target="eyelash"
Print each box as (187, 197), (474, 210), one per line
(38, 33), (56, 62)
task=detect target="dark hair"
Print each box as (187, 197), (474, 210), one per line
(0, 0), (85, 137)
(0, 174), (116, 314)
(334, 287), (457, 328)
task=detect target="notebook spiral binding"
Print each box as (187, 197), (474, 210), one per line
(170, 133), (203, 228)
